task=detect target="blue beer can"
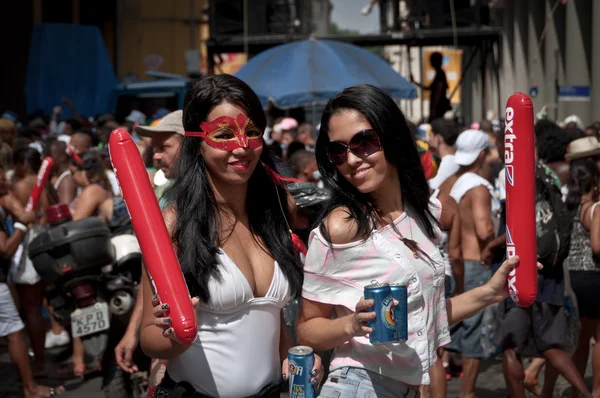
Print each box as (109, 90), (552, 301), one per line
(288, 345), (315, 398)
(364, 282), (397, 344)
(390, 284), (408, 341)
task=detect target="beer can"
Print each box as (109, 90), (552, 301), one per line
(288, 345), (315, 398)
(390, 284), (408, 341)
(364, 282), (397, 344)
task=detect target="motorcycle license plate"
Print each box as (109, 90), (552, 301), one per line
(70, 302), (110, 338)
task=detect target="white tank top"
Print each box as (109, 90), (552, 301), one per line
(167, 250), (291, 397)
(449, 172), (494, 204)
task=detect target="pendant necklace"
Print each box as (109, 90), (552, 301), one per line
(395, 214), (420, 259)
(377, 208), (421, 259)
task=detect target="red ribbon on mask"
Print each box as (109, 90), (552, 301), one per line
(262, 165), (307, 256)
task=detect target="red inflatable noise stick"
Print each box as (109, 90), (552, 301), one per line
(505, 93), (537, 307)
(108, 129), (197, 345)
(26, 157), (54, 213)
(66, 145), (83, 165)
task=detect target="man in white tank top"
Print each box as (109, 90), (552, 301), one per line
(439, 129), (495, 398)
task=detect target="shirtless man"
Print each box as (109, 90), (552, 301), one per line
(438, 129), (494, 398)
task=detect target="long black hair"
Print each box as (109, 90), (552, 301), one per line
(315, 84), (438, 242)
(164, 75), (303, 302)
(535, 120), (573, 163)
(566, 157), (600, 212)
(72, 151), (111, 189)
(14, 146), (42, 174)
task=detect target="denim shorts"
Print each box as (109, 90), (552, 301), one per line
(0, 283), (24, 337)
(443, 261), (491, 358)
(318, 367), (419, 398)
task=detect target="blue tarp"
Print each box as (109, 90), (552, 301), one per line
(25, 23), (117, 117)
(235, 39), (417, 109)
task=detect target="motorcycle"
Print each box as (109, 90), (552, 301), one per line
(29, 204), (149, 398)
(282, 181), (330, 341)
(282, 181), (336, 382)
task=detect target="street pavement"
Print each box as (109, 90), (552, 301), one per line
(0, 348), (593, 397)
(444, 358), (589, 398)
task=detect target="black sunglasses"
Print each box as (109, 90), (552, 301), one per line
(327, 129), (382, 165)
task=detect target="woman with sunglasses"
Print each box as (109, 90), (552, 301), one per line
(140, 75), (322, 398)
(296, 84), (536, 397)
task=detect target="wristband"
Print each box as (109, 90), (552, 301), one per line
(14, 222), (28, 233)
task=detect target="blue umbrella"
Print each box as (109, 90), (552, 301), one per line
(234, 39), (417, 109)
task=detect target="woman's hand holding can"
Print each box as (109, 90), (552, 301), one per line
(345, 297), (375, 337)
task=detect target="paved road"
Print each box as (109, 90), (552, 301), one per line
(0, 353), (104, 398)
(0, 350), (593, 397)
(445, 358), (590, 398)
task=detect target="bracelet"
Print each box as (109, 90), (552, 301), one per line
(13, 222), (28, 233)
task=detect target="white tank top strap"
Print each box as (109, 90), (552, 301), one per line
(449, 172), (494, 203)
(54, 170), (71, 190)
(591, 202), (600, 222)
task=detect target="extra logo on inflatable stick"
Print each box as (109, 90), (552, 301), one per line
(505, 93), (537, 307)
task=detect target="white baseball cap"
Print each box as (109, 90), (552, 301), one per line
(454, 129), (489, 166)
(126, 110), (147, 125)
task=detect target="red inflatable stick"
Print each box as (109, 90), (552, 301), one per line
(26, 157), (54, 212)
(505, 93), (537, 307)
(108, 129), (197, 345)
(65, 145), (83, 165)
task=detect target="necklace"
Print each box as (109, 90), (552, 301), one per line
(377, 208), (421, 259)
(399, 235), (420, 259)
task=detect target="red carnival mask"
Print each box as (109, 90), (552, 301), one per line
(185, 113), (263, 151)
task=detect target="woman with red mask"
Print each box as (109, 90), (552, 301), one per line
(142, 75), (323, 397)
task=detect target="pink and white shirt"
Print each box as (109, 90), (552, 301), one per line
(302, 199), (450, 385)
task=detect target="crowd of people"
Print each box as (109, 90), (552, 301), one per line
(420, 113), (600, 398)
(0, 75), (600, 398)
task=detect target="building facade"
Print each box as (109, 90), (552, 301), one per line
(118, 0), (210, 80)
(387, 0), (599, 125)
(492, 0), (599, 125)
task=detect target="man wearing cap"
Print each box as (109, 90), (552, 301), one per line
(134, 110), (184, 206)
(557, 135), (600, 202)
(114, 110), (183, 384)
(437, 129), (495, 398)
(565, 136), (600, 166)
(126, 110), (147, 126)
